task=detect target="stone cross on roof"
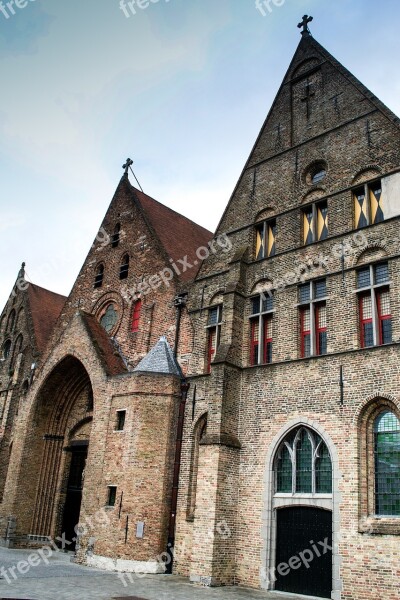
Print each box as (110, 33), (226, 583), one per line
(298, 15), (313, 36)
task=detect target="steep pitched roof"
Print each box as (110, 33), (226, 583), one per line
(127, 179), (213, 282)
(80, 312), (128, 376)
(27, 283), (66, 353)
(133, 336), (182, 377)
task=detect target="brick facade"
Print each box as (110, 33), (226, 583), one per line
(0, 24), (399, 600)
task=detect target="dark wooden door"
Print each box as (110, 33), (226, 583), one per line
(275, 506), (332, 598)
(61, 447), (87, 549)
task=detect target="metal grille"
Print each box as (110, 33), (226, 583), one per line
(357, 267), (371, 288)
(314, 279), (326, 299)
(361, 294), (372, 319)
(261, 294), (273, 312)
(299, 283), (310, 303)
(378, 289), (391, 316)
(375, 262), (389, 284)
(374, 411), (400, 516)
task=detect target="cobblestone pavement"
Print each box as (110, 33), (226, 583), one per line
(0, 547), (313, 600)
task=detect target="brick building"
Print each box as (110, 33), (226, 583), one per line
(1, 18), (400, 600)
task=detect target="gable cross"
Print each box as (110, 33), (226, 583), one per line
(123, 158), (133, 175)
(298, 15), (313, 36)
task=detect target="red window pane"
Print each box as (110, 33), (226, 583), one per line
(263, 316), (273, 364)
(377, 289), (392, 345)
(359, 293), (373, 348)
(315, 303), (327, 356)
(250, 319), (259, 366)
(207, 328), (217, 373)
(131, 300), (142, 333)
(300, 307), (311, 357)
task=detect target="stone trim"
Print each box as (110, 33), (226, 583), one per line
(86, 554), (165, 573)
(260, 418), (342, 600)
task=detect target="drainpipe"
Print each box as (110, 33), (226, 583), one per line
(173, 293), (187, 358)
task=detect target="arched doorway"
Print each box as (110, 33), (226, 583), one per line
(270, 426), (333, 599)
(28, 356), (93, 546)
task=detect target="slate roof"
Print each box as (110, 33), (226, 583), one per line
(80, 312), (128, 376)
(27, 283), (67, 353)
(133, 336), (182, 377)
(127, 180), (213, 282)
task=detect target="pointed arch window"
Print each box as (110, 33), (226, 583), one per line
(6, 310), (16, 333)
(374, 411), (400, 516)
(119, 254), (129, 280)
(187, 414), (207, 520)
(94, 264), (104, 289)
(112, 223), (121, 248)
(2, 340), (12, 360)
(275, 427), (332, 494)
(11, 334), (23, 369)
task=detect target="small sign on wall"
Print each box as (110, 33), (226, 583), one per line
(136, 521), (145, 538)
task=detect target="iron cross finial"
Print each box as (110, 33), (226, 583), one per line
(298, 15), (313, 36)
(123, 158), (133, 175)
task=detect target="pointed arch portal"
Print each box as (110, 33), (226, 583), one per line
(262, 421), (338, 600)
(27, 356), (93, 547)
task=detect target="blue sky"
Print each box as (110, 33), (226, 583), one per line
(1, 0), (400, 307)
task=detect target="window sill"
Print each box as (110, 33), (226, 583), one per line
(359, 517), (400, 536)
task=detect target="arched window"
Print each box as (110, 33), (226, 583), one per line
(2, 340), (12, 360)
(112, 223), (121, 248)
(187, 414), (207, 520)
(100, 304), (118, 333)
(131, 299), (142, 333)
(11, 334), (23, 369)
(119, 254), (129, 280)
(374, 411), (400, 516)
(6, 310), (16, 333)
(275, 427), (332, 494)
(94, 264), (104, 289)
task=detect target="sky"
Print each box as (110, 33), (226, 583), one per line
(1, 0), (400, 308)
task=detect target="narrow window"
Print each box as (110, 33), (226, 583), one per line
(206, 305), (223, 373)
(303, 201), (328, 245)
(94, 264), (104, 289)
(357, 263), (392, 348)
(119, 254), (129, 280)
(299, 279), (327, 357)
(131, 299), (142, 333)
(374, 411), (400, 516)
(249, 293), (273, 365)
(6, 310), (16, 333)
(116, 410), (126, 431)
(107, 486), (117, 507)
(255, 220), (276, 260)
(11, 334), (23, 369)
(354, 180), (384, 228)
(2, 340), (12, 360)
(112, 223), (121, 248)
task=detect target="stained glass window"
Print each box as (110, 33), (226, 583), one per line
(374, 412), (400, 516)
(100, 304), (118, 333)
(276, 427), (332, 495)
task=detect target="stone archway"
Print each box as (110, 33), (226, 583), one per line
(27, 356), (93, 544)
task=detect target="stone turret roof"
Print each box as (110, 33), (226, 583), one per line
(133, 336), (182, 377)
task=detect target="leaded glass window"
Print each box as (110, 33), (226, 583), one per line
(357, 263), (392, 348)
(100, 304), (118, 333)
(275, 427), (332, 495)
(374, 411), (400, 516)
(354, 180), (384, 229)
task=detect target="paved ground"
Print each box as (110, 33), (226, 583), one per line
(0, 547), (314, 600)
